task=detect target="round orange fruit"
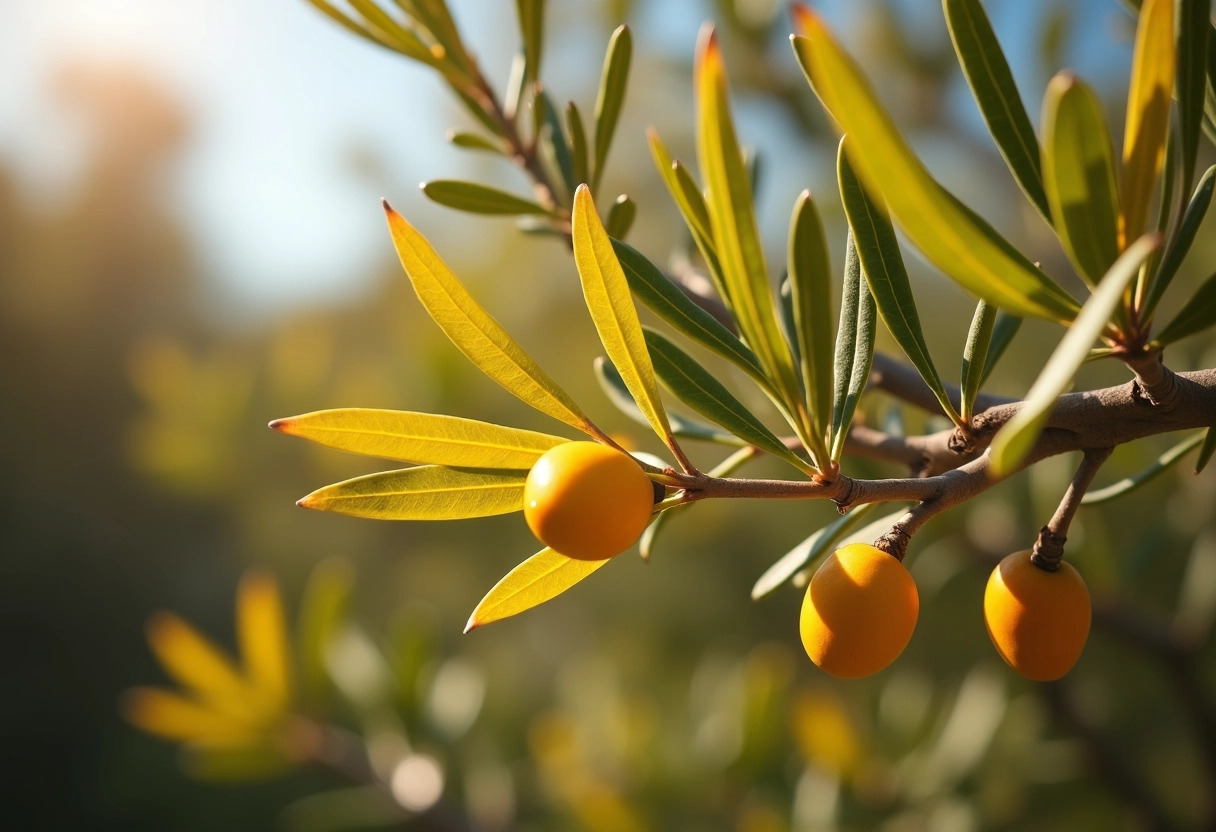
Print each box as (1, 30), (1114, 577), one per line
(984, 550), (1091, 681)
(800, 543), (919, 679)
(523, 442), (655, 560)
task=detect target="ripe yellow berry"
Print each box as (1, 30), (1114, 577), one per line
(523, 442), (655, 560)
(984, 550), (1091, 681)
(800, 543), (919, 679)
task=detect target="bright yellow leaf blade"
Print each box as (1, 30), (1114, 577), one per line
(299, 465), (527, 520)
(696, 27), (811, 444)
(791, 6), (1080, 324)
(384, 203), (594, 435)
(571, 185), (674, 449)
(146, 612), (253, 706)
(271, 408), (569, 469)
(465, 547), (610, 631)
(237, 570), (292, 710)
(122, 687), (260, 746)
(1119, 0), (1175, 247)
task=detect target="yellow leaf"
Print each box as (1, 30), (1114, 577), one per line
(465, 548), (610, 631)
(384, 203), (595, 436)
(791, 6), (1081, 324)
(299, 465), (527, 520)
(571, 185), (674, 451)
(146, 612), (258, 717)
(696, 28), (810, 442)
(271, 408), (569, 468)
(238, 570), (292, 710)
(122, 687), (260, 746)
(1120, 0), (1174, 247)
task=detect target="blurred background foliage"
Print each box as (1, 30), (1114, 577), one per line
(2, 0), (1216, 829)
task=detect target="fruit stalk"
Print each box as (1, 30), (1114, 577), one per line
(1031, 446), (1113, 571)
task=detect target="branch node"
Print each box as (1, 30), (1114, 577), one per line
(874, 527), (911, 562)
(1031, 526), (1066, 572)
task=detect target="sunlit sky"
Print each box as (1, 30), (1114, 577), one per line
(0, 0), (1130, 314)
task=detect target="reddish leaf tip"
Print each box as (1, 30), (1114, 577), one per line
(267, 418), (289, 432)
(381, 198), (396, 214)
(463, 615), (480, 634)
(295, 497), (312, 509)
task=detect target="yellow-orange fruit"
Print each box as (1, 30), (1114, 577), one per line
(523, 442), (655, 560)
(984, 550), (1090, 681)
(800, 543), (919, 679)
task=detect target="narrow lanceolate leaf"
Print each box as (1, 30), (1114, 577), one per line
(788, 191), (836, 446)
(697, 28), (809, 444)
(1081, 431), (1207, 505)
(645, 329), (810, 472)
(384, 204), (595, 435)
(960, 300), (997, 421)
(345, 0), (437, 66)
(1144, 166), (1216, 319)
(566, 102), (590, 189)
(611, 239), (763, 383)
(943, 0), (1050, 221)
(751, 503), (882, 600)
(465, 548), (610, 631)
(538, 92), (575, 197)
(839, 144), (962, 426)
(1196, 427), (1216, 475)
(1177, 0), (1211, 195)
(990, 234), (1161, 476)
(1042, 73), (1121, 286)
(1119, 0), (1175, 247)
(646, 131), (726, 301)
(237, 571), (291, 708)
(446, 130), (504, 154)
(270, 409), (568, 469)
(594, 358), (745, 446)
(298, 465), (527, 520)
(571, 185), (674, 449)
(592, 25), (632, 191)
(605, 195), (636, 239)
(515, 0), (546, 84)
(829, 233), (877, 461)
(791, 7), (1081, 324)
(1155, 271), (1216, 346)
(979, 311), (1022, 385)
(421, 180), (554, 216)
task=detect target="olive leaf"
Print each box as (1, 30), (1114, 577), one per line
(298, 466), (527, 520)
(465, 548), (611, 632)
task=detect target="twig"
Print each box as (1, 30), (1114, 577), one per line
(1031, 447), (1113, 571)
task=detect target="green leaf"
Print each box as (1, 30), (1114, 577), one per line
(1119, 0), (1175, 246)
(1155, 271), (1216, 346)
(346, 0), (439, 66)
(829, 232), (877, 461)
(537, 91), (575, 198)
(571, 185), (675, 450)
(751, 503), (884, 600)
(960, 300), (997, 421)
(791, 7), (1081, 324)
(1041, 73), (1121, 287)
(566, 102), (590, 189)
(592, 25), (632, 191)
(298, 465), (527, 520)
(1196, 427), (1216, 475)
(465, 548), (610, 631)
(421, 180), (554, 216)
(594, 357), (745, 446)
(990, 234), (1161, 476)
(514, 0), (546, 84)
(445, 130), (504, 154)
(611, 239), (763, 382)
(1144, 165), (1216, 319)
(839, 144), (962, 426)
(605, 195), (636, 239)
(384, 204), (595, 435)
(943, 0), (1051, 222)
(306, 0), (439, 66)
(297, 558), (354, 709)
(644, 329), (810, 472)
(697, 28), (809, 449)
(788, 190), (836, 446)
(270, 408), (568, 469)
(1081, 431), (1207, 505)
(979, 311), (1022, 385)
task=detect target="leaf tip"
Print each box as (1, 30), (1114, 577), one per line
(789, 3), (820, 36)
(463, 614), (481, 634)
(695, 23), (720, 79)
(267, 417), (289, 432)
